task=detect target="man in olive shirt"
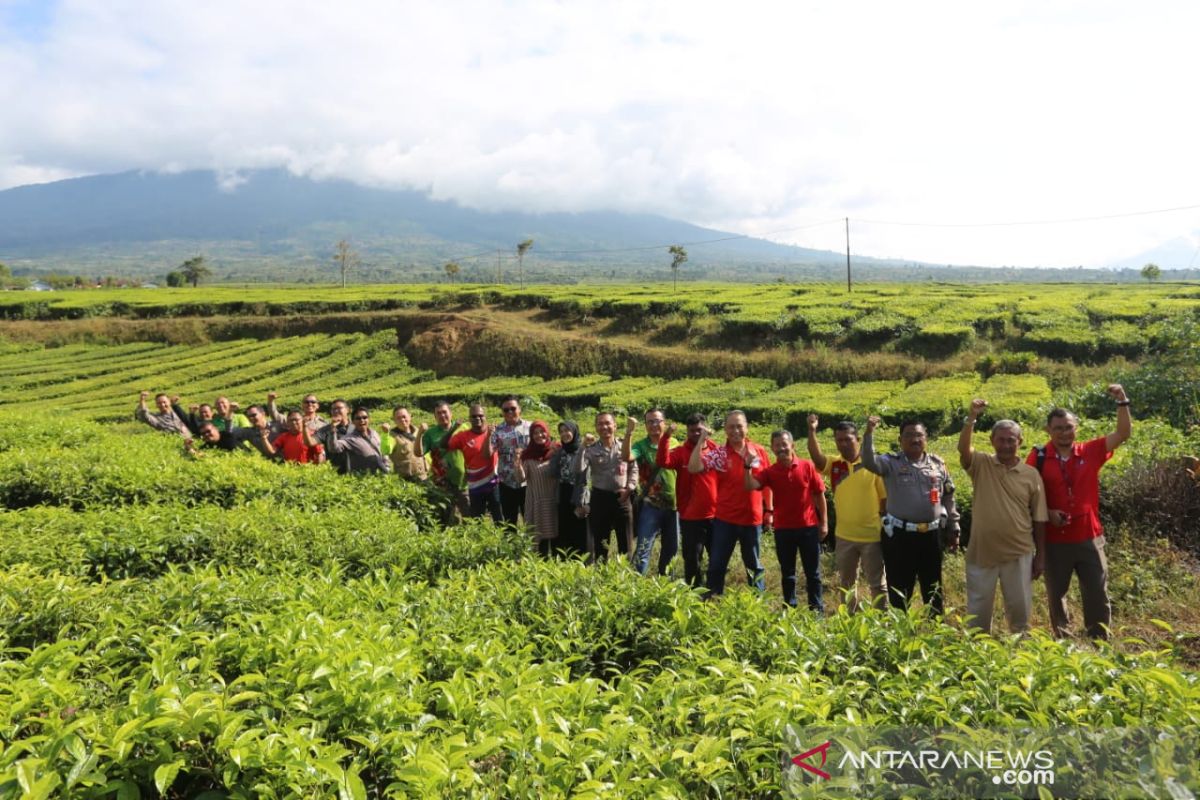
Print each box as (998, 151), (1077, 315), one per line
(958, 399), (1048, 634)
(863, 416), (960, 616)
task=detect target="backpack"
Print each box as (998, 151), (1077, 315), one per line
(1033, 445), (1047, 474)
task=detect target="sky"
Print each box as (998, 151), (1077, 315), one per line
(2, 0), (1199, 268)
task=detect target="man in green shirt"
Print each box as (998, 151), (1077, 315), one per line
(417, 400), (468, 522)
(624, 408), (679, 576)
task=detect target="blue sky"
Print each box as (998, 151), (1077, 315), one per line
(0, 0), (57, 43)
(1, 0), (1198, 268)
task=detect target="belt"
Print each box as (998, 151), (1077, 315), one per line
(884, 514), (943, 533)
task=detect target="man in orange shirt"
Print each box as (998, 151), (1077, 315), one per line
(689, 410), (772, 597)
(448, 403), (501, 522)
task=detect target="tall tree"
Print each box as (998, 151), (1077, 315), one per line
(180, 256), (211, 288)
(444, 261), (461, 283)
(516, 239), (534, 288)
(1141, 262), (1162, 282)
(668, 245), (688, 291)
(333, 240), (361, 289)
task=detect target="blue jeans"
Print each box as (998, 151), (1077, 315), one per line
(707, 519), (765, 596)
(775, 526), (824, 611)
(634, 502), (679, 576)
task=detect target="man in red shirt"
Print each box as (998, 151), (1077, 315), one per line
(1026, 383), (1131, 639)
(267, 410), (324, 464)
(745, 430), (828, 611)
(659, 412), (719, 588)
(448, 404), (501, 522)
(689, 410), (772, 597)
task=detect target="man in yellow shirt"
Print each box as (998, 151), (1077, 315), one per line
(807, 415), (888, 611)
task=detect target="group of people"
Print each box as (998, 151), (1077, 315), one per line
(136, 383), (1135, 638)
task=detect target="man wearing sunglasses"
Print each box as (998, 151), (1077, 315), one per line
(491, 395), (532, 524)
(326, 407), (392, 474)
(267, 391), (327, 433)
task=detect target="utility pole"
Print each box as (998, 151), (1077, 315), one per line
(845, 217), (852, 293)
(496, 250), (502, 285)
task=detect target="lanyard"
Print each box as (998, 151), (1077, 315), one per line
(1055, 451), (1076, 502)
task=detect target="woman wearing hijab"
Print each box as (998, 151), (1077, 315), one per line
(551, 420), (588, 558)
(512, 420), (559, 555)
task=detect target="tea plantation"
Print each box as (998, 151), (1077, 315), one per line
(1, 283), (1199, 797)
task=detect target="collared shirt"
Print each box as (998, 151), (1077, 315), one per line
(658, 434), (719, 520)
(491, 420), (532, 488)
(574, 439), (638, 504)
(1026, 436), (1111, 544)
(327, 426), (390, 474)
(699, 440), (772, 527)
(822, 456), (887, 543)
(862, 431), (959, 528)
(753, 459), (825, 529)
(967, 453), (1048, 567)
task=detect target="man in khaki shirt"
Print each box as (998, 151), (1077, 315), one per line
(958, 399), (1048, 635)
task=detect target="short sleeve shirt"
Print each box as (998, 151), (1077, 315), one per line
(966, 454), (1049, 567)
(821, 457), (887, 543)
(491, 421), (531, 488)
(1027, 436), (1111, 544)
(700, 441), (771, 526)
(449, 429), (497, 490)
(754, 459), (825, 529)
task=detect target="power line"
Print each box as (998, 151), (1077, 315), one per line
(853, 202), (1200, 229)
(436, 201), (1200, 266)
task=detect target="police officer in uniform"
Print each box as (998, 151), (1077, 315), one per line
(862, 416), (960, 616)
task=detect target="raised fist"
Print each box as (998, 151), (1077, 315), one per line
(866, 415), (882, 432)
(417, 422), (429, 434)
(139, 390), (150, 400)
(170, 395), (181, 405)
(583, 433), (597, 447)
(267, 391), (277, 402)
(969, 398), (988, 417)
(807, 413), (819, 431)
(664, 422), (678, 438)
(625, 417), (638, 435)
(1106, 384), (1128, 402)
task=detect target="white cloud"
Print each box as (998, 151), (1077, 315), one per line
(2, 0), (1199, 267)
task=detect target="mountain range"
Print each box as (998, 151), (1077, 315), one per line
(0, 170), (1193, 283)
